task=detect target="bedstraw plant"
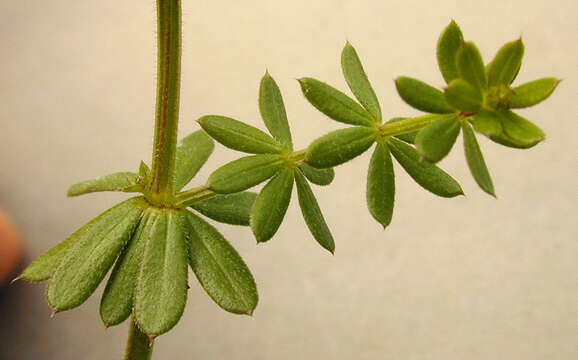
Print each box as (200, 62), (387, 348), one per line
(14, 1), (559, 359)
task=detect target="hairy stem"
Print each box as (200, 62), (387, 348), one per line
(125, 319), (154, 360)
(149, 0), (182, 205)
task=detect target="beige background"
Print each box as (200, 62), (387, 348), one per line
(1, 1), (576, 359)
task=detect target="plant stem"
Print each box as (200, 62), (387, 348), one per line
(378, 114), (441, 137)
(125, 319), (154, 360)
(149, 0), (182, 205)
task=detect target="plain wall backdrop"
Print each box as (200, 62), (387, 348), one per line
(0, 1), (576, 359)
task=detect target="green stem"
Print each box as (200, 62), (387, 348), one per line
(124, 320), (154, 360)
(378, 114), (440, 137)
(149, 0), (182, 205)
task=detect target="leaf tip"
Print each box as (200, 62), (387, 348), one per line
(148, 334), (157, 342)
(10, 274), (23, 285)
(50, 308), (60, 318)
(245, 309), (254, 316)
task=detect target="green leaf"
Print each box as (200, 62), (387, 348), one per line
(294, 170), (335, 253)
(388, 138), (463, 198)
(437, 20), (464, 84)
(366, 144), (395, 228)
(471, 110), (503, 136)
(444, 78), (483, 112)
(174, 130), (215, 191)
(298, 77), (374, 126)
(46, 197), (146, 311)
(67, 172), (140, 197)
(298, 163), (335, 186)
(462, 122), (495, 196)
(414, 114), (461, 163)
(487, 39), (524, 86)
(100, 210), (156, 327)
(510, 77), (560, 109)
(456, 42), (487, 91)
(341, 42), (382, 120)
(139, 161), (152, 188)
(198, 115), (283, 155)
(250, 168), (294, 243)
(306, 127), (376, 168)
(191, 192), (257, 226)
(134, 209), (188, 336)
(494, 110), (545, 148)
(185, 212), (258, 315)
(395, 76), (454, 114)
(386, 117), (417, 144)
(208, 154), (284, 193)
(259, 72), (293, 148)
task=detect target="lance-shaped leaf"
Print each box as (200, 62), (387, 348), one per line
(388, 138), (463, 198)
(341, 42), (382, 120)
(386, 117), (417, 144)
(208, 154), (284, 193)
(462, 122), (495, 196)
(472, 110), (503, 137)
(367, 144), (395, 228)
(511, 77), (560, 109)
(487, 39), (524, 86)
(395, 76), (454, 114)
(456, 42), (487, 91)
(191, 192), (257, 226)
(414, 114), (461, 163)
(259, 72), (293, 148)
(437, 20), (464, 84)
(250, 168), (294, 243)
(100, 210), (156, 327)
(298, 78), (374, 126)
(46, 197), (146, 311)
(67, 172), (140, 197)
(198, 115), (283, 155)
(299, 163), (335, 186)
(174, 130), (215, 191)
(444, 78), (483, 112)
(493, 110), (545, 149)
(294, 170), (335, 253)
(134, 209), (188, 336)
(185, 212), (258, 315)
(306, 127), (376, 168)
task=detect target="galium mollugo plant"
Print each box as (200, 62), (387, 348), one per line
(14, 1), (559, 358)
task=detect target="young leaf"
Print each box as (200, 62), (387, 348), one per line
(174, 130), (215, 191)
(493, 110), (545, 148)
(191, 192), (257, 226)
(341, 42), (382, 120)
(306, 126), (376, 168)
(414, 114), (461, 163)
(259, 72), (293, 148)
(198, 115), (283, 155)
(366, 144), (395, 228)
(134, 210), (188, 336)
(67, 172), (140, 197)
(456, 42), (487, 91)
(46, 197), (146, 311)
(510, 77), (560, 109)
(100, 210), (156, 327)
(388, 138), (463, 198)
(386, 117), (417, 144)
(294, 170), (335, 253)
(437, 20), (464, 84)
(250, 168), (294, 243)
(298, 77), (374, 126)
(185, 212), (258, 315)
(208, 154), (283, 193)
(395, 76), (454, 114)
(299, 163), (335, 186)
(487, 39), (524, 86)
(462, 122), (495, 196)
(444, 78), (483, 112)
